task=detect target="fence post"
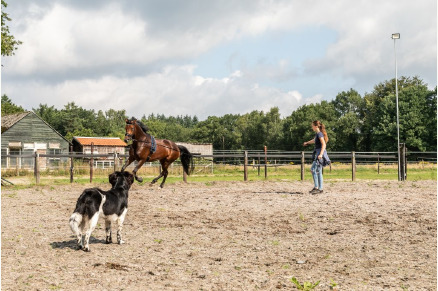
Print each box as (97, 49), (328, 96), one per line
(244, 151), (248, 181)
(90, 142), (94, 183)
(377, 153), (380, 174)
(34, 152), (40, 184)
(264, 146), (268, 179)
(70, 146), (74, 183)
(300, 151), (305, 181)
(352, 151), (356, 181)
(400, 143), (406, 181)
(16, 157), (19, 176)
(257, 154), (261, 176)
(113, 152), (118, 172)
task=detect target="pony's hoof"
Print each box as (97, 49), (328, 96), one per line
(135, 176), (143, 183)
(160, 184), (164, 188)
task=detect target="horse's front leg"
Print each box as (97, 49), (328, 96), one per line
(121, 156), (135, 172)
(133, 159), (147, 183)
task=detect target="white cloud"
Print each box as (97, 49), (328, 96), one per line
(2, 0), (436, 120)
(4, 66), (314, 119)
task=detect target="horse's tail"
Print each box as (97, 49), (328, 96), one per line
(178, 145), (194, 175)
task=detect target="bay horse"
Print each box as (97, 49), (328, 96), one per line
(121, 118), (194, 188)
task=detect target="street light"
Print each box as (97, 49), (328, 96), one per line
(391, 33), (401, 181)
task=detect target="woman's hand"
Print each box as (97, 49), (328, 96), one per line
(303, 141), (308, 146)
(317, 154), (323, 160)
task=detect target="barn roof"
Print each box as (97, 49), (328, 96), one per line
(1, 111), (71, 144)
(1, 112), (31, 132)
(73, 137), (127, 147)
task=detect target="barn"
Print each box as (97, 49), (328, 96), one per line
(72, 136), (127, 168)
(1, 111), (70, 169)
(72, 136), (127, 154)
(176, 142), (213, 156)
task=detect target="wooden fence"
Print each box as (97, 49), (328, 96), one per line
(2, 148), (436, 184)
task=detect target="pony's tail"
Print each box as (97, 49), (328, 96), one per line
(178, 145), (194, 175)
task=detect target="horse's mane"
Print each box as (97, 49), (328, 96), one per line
(128, 117), (149, 133)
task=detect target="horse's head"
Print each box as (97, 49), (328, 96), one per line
(124, 118), (136, 143)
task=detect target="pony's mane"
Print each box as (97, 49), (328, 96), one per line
(127, 117), (149, 133)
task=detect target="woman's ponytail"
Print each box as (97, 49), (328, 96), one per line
(312, 120), (329, 143)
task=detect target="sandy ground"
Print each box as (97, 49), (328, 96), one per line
(1, 179), (437, 290)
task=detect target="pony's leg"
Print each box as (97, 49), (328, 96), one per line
(132, 159), (147, 183)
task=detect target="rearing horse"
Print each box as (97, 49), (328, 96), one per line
(121, 118), (194, 188)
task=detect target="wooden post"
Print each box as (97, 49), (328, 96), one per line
(257, 154), (261, 176)
(404, 144), (407, 180)
(264, 146), (268, 179)
(34, 152), (40, 184)
(90, 142), (94, 183)
(352, 151), (356, 181)
(244, 151), (248, 181)
(300, 151), (305, 181)
(113, 152), (118, 172)
(70, 145), (74, 183)
(16, 157), (19, 176)
(377, 153), (380, 174)
(400, 143), (406, 181)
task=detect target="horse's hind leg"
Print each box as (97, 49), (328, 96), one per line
(150, 171), (164, 185)
(159, 168), (169, 188)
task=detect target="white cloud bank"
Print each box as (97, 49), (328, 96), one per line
(2, 0), (436, 119)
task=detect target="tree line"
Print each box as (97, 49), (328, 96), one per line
(1, 76), (436, 152)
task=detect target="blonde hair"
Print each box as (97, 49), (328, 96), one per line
(312, 120), (329, 143)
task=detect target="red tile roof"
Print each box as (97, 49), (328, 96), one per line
(73, 137), (127, 147)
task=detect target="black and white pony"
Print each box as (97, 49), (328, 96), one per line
(69, 171), (134, 252)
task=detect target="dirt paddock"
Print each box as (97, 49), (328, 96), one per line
(1, 180), (437, 290)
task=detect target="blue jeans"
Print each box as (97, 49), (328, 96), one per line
(310, 160), (323, 190)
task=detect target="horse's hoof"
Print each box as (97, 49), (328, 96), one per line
(160, 184), (164, 188)
(135, 176), (143, 183)
(149, 183), (154, 187)
(83, 247), (90, 252)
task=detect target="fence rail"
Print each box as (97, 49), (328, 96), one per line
(1, 150), (436, 185)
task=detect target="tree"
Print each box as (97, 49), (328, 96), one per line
(1, 0), (22, 56)
(364, 77), (436, 151)
(330, 89), (365, 151)
(1, 94), (25, 115)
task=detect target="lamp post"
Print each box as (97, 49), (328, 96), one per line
(391, 33), (401, 181)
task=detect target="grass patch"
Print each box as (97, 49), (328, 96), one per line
(1, 163), (435, 187)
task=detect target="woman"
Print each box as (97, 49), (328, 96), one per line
(303, 120), (329, 194)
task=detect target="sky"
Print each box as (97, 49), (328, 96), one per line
(1, 0), (437, 120)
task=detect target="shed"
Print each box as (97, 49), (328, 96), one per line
(1, 111), (70, 169)
(176, 142), (213, 157)
(72, 137), (127, 169)
(72, 137), (127, 155)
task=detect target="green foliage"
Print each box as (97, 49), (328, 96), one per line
(290, 277), (320, 290)
(3, 75), (436, 152)
(1, 0), (22, 56)
(1, 94), (25, 115)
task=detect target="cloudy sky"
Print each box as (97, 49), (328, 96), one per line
(1, 0), (436, 119)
